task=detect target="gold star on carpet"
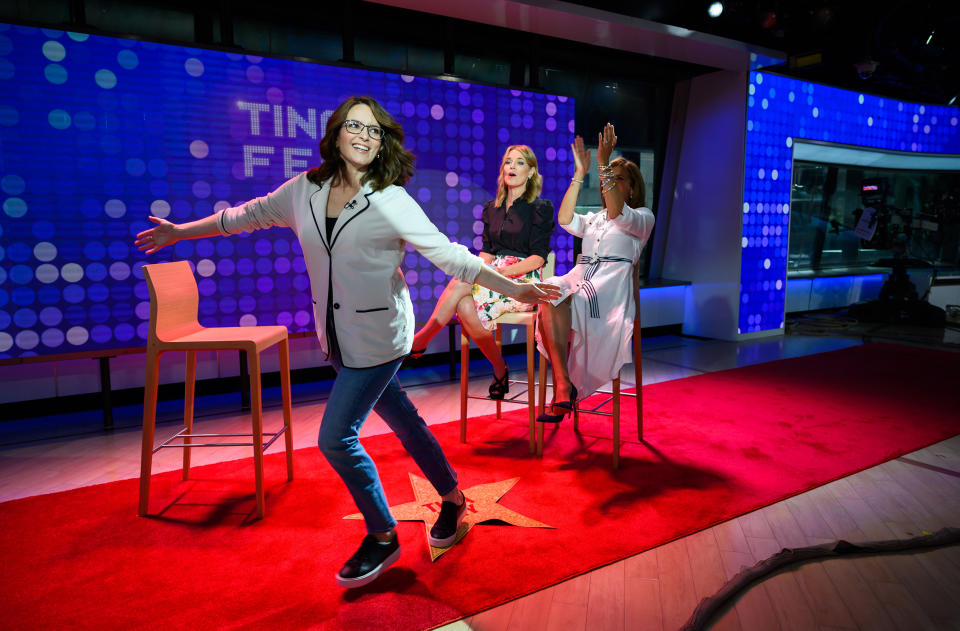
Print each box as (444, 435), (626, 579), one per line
(345, 473), (552, 561)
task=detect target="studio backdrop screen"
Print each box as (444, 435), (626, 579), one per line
(0, 23), (576, 359)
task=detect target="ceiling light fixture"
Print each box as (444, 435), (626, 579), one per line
(708, 2), (724, 18)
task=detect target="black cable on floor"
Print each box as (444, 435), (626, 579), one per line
(680, 527), (960, 631)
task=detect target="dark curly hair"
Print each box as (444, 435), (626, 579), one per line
(307, 96), (415, 191)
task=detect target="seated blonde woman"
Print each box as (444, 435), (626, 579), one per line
(411, 145), (555, 399)
(536, 125), (655, 423)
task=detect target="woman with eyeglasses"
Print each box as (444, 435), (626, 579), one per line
(135, 96), (561, 588)
(409, 145), (555, 400)
(535, 124), (655, 423)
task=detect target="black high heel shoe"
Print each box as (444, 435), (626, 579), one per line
(536, 385), (578, 424)
(488, 366), (510, 400)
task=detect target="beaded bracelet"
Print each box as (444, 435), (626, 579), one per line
(598, 163), (615, 184)
(598, 167), (615, 192)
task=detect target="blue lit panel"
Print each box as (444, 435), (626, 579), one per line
(0, 23), (575, 359)
(749, 53), (784, 71)
(740, 72), (960, 333)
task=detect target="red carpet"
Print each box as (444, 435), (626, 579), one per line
(2, 343), (958, 630)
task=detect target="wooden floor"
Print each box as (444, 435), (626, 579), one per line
(2, 334), (959, 630)
(446, 438), (960, 631)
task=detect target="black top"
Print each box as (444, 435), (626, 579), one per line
(326, 216), (337, 242)
(481, 197), (555, 260)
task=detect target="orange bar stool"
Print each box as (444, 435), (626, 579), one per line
(139, 261), (294, 519)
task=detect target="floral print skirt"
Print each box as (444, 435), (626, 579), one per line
(472, 255), (542, 330)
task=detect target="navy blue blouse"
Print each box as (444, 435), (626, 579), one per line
(480, 197), (555, 261)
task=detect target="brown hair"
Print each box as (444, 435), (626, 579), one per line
(307, 96), (415, 191)
(495, 145), (542, 207)
(610, 157), (646, 208)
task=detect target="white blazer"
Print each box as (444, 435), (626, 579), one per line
(218, 172), (483, 368)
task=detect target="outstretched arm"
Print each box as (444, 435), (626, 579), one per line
(382, 187), (562, 305)
(474, 265), (561, 305)
(134, 215), (221, 254)
(597, 123), (626, 220)
(136, 175), (297, 254)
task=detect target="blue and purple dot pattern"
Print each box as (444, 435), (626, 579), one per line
(0, 23), (574, 358)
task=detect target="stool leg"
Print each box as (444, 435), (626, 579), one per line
(538, 352), (548, 417)
(526, 321), (535, 453)
(182, 350), (196, 480)
(448, 321), (456, 381)
(460, 329), (469, 442)
(494, 326), (502, 420)
(612, 376), (621, 470)
(537, 353), (547, 457)
(573, 378), (580, 433)
(636, 350), (643, 442)
(138, 348), (161, 516)
(279, 338), (294, 482)
(249, 350), (265, 519)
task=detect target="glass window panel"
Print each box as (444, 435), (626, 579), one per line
(789, 160), (960, 272)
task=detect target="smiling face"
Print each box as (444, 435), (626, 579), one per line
(336, 103), (382, 174)
(501, 149), (534, 193)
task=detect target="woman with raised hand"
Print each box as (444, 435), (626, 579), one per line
(535, 124), (655, 423)
(410, 145), (554, 400)
(136, 96), (560, 588)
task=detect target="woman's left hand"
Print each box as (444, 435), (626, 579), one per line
(597, 123), (617, 166)
(512, 282), (563, 305)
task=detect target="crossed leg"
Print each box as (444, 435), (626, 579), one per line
(411, 278), (473, 354)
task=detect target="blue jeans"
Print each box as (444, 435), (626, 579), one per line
(318, 353), (459, 534)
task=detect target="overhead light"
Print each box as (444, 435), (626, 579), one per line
(926, 31), (935, 45)
(949, 94), (958, 107)
(708, 2), (723, 18)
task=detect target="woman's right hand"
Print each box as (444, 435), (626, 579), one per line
(511, 281), (563, 305)
(571, 135), (590, 179)
(135, 216), (180, 254)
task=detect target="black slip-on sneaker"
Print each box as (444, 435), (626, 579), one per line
(428, 496), (467, 548)
(336, 534), (401, 588)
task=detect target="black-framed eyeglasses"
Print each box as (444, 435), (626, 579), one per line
(343, 119), (385, 140)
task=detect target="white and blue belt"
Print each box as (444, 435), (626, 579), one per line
(575, 255), (633, 318)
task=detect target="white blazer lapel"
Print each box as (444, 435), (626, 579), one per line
(330, 181), (375, 249)
(308, 180), (333, 253)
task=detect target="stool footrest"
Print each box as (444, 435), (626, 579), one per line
(466, 393), (535, 405)
(573, 408), (614, 418)
(578, 396), (613, 411)
(153, 426), (289, 453)
(591, 388), (637, 398)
